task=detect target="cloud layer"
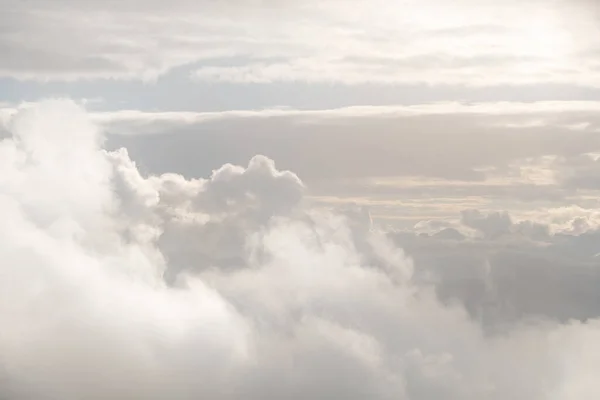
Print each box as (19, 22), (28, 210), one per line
(3, 0), (600, 87)
(3, 100), (600, 399)
(390, 208), (600, 329)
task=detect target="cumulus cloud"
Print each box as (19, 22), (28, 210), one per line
(4, 99), (600, 400)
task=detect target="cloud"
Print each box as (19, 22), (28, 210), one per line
(89, 101), (600, 189)
(89, 101), (600, 135)
(4, 99), (600, 399)
(554, 154), (600, 190)
(3, 0), (600, 87)
(392, 207), (600, 331)
(9, 100), (600, 229)
(460, 210), (513, 240)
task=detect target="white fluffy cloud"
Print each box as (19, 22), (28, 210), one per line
(3, 99), (600, 399)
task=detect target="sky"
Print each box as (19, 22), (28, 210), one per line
(4, 1), (600, 399)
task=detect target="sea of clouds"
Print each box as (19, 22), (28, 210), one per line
(2, 100), (600, 399)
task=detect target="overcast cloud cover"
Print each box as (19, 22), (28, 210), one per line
(4, 0), (600, 399)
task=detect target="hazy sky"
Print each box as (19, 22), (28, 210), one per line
(3, 1), (600, 399)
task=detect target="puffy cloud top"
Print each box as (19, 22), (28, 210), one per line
(3, 100), (600, 400)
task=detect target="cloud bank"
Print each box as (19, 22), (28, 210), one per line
(3, 100), (600, 399)
(390, 208), (600, 329)
(3, 0), (600, 87)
